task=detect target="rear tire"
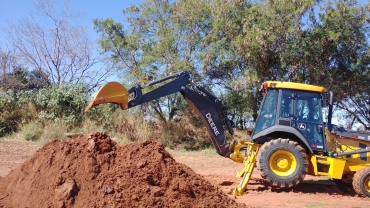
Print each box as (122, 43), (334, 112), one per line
(353, 167), (370, 197)
(257, 138), (308, 188)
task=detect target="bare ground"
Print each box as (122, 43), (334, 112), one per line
(1, 140), (370, 208)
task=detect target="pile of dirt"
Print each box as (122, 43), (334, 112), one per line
(0, 132), (245, 208)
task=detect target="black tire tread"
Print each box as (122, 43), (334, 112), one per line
(353, 167), (370, 197)
(257, 138), (308, 188)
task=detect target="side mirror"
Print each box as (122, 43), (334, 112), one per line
(329, 91), (334, 106)
(327, 91), (334, 124)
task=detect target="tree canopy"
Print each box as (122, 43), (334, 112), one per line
(93, 0), (370, 129)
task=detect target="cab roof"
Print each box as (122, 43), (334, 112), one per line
(262, 81), (327, 93)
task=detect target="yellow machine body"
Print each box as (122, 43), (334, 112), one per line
(307, 126), (370, 179)
(262, 81), (327, 93)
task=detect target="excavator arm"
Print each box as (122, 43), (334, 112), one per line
(85, 71), (234, 157)
(85, 71), (259, 196)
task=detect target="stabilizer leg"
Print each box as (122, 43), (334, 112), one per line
(231, 141), (260, 196)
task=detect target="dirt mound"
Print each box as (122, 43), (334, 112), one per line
(0, 132), (245, 208)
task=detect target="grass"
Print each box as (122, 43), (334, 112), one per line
(0, 110), (250, 158)
(167, 146), (219, 157)
(304, 202), (348, 208)
(305, 202), (326, 208)
(1, 121), (69, 143)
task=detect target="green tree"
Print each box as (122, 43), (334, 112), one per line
(95, 0), (370, 129)
(296, 0), (370, 128)
(94, 0), (203, 123)
(0, 66), (50, 91)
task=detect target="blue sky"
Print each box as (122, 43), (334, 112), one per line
(0, 0), (146, 83)
(0, 0), (144, 45)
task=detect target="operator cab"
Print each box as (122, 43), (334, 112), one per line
(252, 81), (327, 152)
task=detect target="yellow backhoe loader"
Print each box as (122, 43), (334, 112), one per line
(85, 71), (370, 197)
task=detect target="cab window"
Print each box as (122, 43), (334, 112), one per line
(280, 90), (292, 118)
(253, 89), (279, 135)
(295, 92), (322, 123)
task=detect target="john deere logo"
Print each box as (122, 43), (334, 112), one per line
(298, 123), (306, 130)
(205, 113), (220, 136)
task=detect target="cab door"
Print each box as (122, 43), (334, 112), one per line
(294, 91), (325, 150)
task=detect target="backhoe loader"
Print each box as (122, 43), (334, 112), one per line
(85, 71), (370, 197)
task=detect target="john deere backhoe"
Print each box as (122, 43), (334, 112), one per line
(85, 71), (370, 197)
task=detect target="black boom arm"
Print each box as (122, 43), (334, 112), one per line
(126, 71), (233, 157)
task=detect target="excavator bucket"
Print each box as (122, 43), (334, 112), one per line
(84, 82), (129, 112)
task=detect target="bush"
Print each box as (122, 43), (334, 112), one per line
(88, 107), (154, 142)
(23, 122), (43, 141)
(0, 89), (32, 137)
(40, 121), (69, 142)
(1, 82), (220, 152)
(1, 83), (91, 138)
(30, 83), (90, 127)
(84, 103), (119, 132)
(84, 105), (212, 149)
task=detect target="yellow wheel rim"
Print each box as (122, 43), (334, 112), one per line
(365, 177), (370, 192)
(270, 150), (297, 177)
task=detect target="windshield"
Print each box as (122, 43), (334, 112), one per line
(253, 89), (279, 135)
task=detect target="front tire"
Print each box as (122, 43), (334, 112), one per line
(257, 138), (308, 188)
(353, 167), (370, 197)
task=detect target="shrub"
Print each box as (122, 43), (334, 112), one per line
(29, 83), (90, 127)
(23, 122), (43, 141)
(0, 89), (32, 137)
(40, 121), (69, 142)
(1, 83), (91, 137)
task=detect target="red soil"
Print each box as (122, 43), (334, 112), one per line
(0, 132), (246, 208)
